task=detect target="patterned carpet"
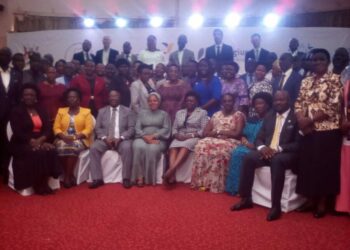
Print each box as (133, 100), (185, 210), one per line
(0, 182), (349, 250)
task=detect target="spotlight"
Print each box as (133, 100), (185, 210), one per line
(263, 13), (280, 28)
(149, 16), (163, 28)
(224, 13), (241, 28)
(83, 17), (95, 28)
(115, 17), (128, 28)
(187, 13), (204, 29)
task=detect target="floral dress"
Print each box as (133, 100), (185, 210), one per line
(191, 111), (245, 193)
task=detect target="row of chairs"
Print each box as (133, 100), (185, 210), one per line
(6, 122), (305, 212)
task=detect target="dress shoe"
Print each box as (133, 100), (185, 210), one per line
(266, 207), (281, 221)
(313, 209), (326, 219)
(89, 180), (104, 189)
(230, 198), (253, 211)
(122, 179), (132, 189)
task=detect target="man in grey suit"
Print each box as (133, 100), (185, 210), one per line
(117, 41), (137, 64)
(169, 35), (195, 69)
(89, 89), (136, 189)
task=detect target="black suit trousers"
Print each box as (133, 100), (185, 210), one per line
(239, 150), (297, 208)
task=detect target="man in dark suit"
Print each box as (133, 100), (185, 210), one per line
(205, 29), (234, 64)
(117, 41), (137, 64)
(231, 90), (299, 221)
(240, 58), (257, 89)
(89, 89), (136, 189)
(0, 47), (21, 182)
(272, 53), (303, 105)
(94, 36), (119, 65)
(289, 38), (306, 74)
(245, 33), (270, 70)
(169, 34), (195, 69)
(72, 39), (95, 65)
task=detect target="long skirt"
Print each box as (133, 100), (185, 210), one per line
(296, 129), (342, 197)
(335, 138), (350, 212)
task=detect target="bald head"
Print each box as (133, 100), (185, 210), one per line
(273, 90), (290, 114)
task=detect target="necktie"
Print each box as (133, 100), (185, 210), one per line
(279, 74), (286, 89)
(255, 49), (259, 60)
(108, 108), (117, 138)
(126, 54), (129, 61)
(216, 46), (220, 56)
(86, 52), (90, 61)
(270, 114), (283, 150)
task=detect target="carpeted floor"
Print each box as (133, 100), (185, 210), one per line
(0, 182), (349, 250)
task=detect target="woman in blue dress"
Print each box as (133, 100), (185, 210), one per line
(192, 58), (222, 117)
(225, 92), (273, 195)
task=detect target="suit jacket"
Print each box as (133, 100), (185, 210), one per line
(292, 51), (306, 72)
(53, 107), (94, 146)
(272, 70), (303, 104)
(205, 44), (234, 62)
(169, 49), (195, 66)
(73, 51), (95, 65)
(255, 110), (299, 153)
(70, 74), (107, 111)
(95, 105), (136, 140)
(245, 48), (270, 69)
(0, 69), (21, 122)
(94, 48), (119, 65)
(116, 52), (137, 64)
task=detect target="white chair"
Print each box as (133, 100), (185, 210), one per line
(175, 153), (194, 183)
(252, 167), (306, 212)
(88, 151), (165, 184)
(6, 122), (60, 196)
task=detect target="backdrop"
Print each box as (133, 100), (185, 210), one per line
(6, 27), (350, 73)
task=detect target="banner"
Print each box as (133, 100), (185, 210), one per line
(6, 27), (350, 73)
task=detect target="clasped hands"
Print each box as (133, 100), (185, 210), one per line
(259, 146), (278, 160)
(297, 110), (327, 135)
(103, 137), (122, 149)
(61, 133), (85, 144)
(30, 138), (54, 151)
(142, 134), (160, 144)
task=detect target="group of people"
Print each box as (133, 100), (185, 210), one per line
(1, 28), (350, 223)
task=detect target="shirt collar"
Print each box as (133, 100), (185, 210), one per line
(277, 108), (290, 119)
(0, 67), (10, 73)
(110, 105), (119, 111)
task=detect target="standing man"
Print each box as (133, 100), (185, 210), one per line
(169, 34), (195, 69)
(95, 36), (119, 65)
(245, 33), (270, 70)
(272, 53), (303, 105)
(138, 35), (165, 68)
(89, 89), (136, 189)
(117, 42), (137, 64)
(0, 47), (21, 182)
(289, 38), (306, 74)
(230, 91), (299, 221)
(73, 39), (95, 65)
(205, 29), (234, 63)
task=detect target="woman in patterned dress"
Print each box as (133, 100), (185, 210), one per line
(191, 93), (245, 193)
(163, 91), (208, 184)
(295, 48), (343, 218)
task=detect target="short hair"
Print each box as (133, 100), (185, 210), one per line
(251, 33), (261, 39)
(21, 83), (40, 98)
(184, 91), (200, 103)
(29, 52), (41, 62)
(310, 48), (331, 62)
(63, 87), (82, 101)
(213, 28), (223, 35)
(252, 92), (273, 108)
(137, 63), (153, 74)
(221, 61), (240, 73)
(166, 63), (180, 71)
(115, 58), (130, 68)
(222, 92), (236, 101)
(55, 59), (66, 67)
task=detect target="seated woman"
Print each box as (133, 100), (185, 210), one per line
(225, 92), (273, 195)
(191, 93), (245, 193)
(53, 88), (94, 188)
(157, 64), (191, 122)
(10, 83), (60, 195)
(132, 92), (171, 186)
(163, 91), (208, 184)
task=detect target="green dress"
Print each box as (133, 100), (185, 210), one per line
(131, 109), (171, 184)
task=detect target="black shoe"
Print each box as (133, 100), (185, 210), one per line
(313, 209), (326, 219)
(230, 198), (253, 211)
(122, 179), (132, 189)
(89, 180), (104, 189)
(266, 207), (282, 221)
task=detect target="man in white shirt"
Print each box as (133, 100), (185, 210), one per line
(95, 36), (119, 65)
(138, 35), (165, 68)
(72, 39), (95, 65)
(205, 29), (234, 64)
(289, 38), (306, 74)
(245, 33), (270, 70)
(0, 47), (21, 182)
(117, 41), (137, 64)
(231, 91), (299, 221)
(89, 89), (136, 189)
(169, 35), (195, 69)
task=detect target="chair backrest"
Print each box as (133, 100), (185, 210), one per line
(6, 122), (13, 140)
